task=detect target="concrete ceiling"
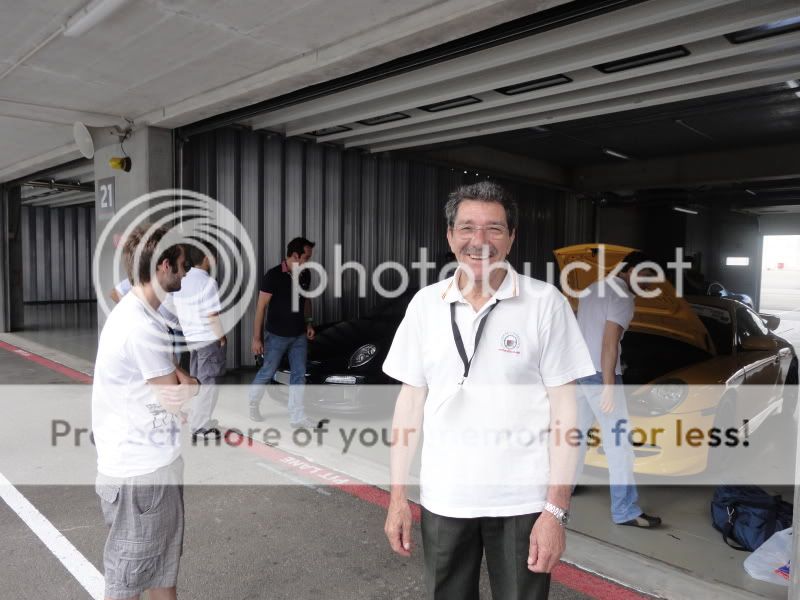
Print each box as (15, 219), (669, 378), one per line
(0, 0), (561, 182)
(248, 0), (799, 153)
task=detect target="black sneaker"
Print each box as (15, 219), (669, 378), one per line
(249, 401), (265, 422)
(290, 417), (320, 430)
(619, 513), (662, 528)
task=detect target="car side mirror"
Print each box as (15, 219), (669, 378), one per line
(740, 336), (778, 352)
(759, 314), (780, 331)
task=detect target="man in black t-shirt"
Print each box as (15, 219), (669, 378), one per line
(249, 237), (316, 427)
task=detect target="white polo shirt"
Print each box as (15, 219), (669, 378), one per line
(576, 276), (635, 375)
(383, 265), (595, 518)
(172, 268), (222, 344)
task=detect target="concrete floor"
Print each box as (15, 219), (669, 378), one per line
(0, 343), (602, 600)
(3, 301), (798, 599)
(19, 302), (98, 363)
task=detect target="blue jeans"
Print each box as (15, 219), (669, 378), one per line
(249, 332), (308, 423)
(575, 372), (643, 524)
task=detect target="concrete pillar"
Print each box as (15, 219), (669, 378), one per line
(93, 126), (173, 330)
(1, 184), (24, 332)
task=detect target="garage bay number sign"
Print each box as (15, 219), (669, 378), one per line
(96, 176), (115, 216)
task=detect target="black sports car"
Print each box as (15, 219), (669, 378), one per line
(271, 290), (416, 413)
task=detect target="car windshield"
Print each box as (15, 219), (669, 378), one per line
(690, 303), (733, 355)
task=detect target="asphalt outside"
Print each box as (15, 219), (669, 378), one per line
(0, 345), (627, 600)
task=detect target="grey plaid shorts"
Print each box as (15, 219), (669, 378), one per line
(96, 457), (184, 599)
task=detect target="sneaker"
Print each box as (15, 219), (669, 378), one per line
(249, 401), (265, 422)
(290, 417), (320, 430)
(619, 513), (662, 528)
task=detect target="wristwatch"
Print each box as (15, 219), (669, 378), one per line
(543, 502), (570, 527)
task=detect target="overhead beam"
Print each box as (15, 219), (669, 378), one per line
(367, 64), (800, 152)
(0, 99), (127, 127)
(572, 142), (800, 192)
(254, 0), (738, 130)
(342, 46), (799, 148)
(417, 145), (568, 188)
(291, 1), (800, 138)
(0, 144), (83, 184)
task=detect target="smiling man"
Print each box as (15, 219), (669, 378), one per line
(383, 182), (595, 599)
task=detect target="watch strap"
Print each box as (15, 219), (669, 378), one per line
(543, 501), (568, 526)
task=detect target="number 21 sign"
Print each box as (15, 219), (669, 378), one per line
(97, 177), (115, 216)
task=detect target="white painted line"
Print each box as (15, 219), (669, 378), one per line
(0, 471), (104, 599)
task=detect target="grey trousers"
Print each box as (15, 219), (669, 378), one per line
(188, 340), (226, 432)
(421, 508), (551, 600)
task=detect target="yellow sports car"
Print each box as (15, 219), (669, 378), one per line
(554, 244), (798, 475)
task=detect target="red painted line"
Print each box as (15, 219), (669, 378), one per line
(237, 432), (648, 600)
(3, 342), (649, 599)
(0, 340), (92, 383)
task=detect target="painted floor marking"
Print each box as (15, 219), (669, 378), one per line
(1, 339), (653, 600)
(0, 471), (103, 599)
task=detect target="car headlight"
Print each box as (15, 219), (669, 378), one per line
(645, 378), (688, 415)
(349, 344), (377, 368)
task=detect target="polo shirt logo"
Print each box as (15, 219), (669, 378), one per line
(499, 332), (521, 354)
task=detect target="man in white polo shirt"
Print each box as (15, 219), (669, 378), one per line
(383, 182), (595, 599)
(173, 244), (227, 440)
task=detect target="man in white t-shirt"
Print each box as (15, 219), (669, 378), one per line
(110, 276), (187, 367)
(93, 225), (199, 600)
(574, 251), (662, 528)
(383, 182), (595, 599)
(173, 244), (227, 439)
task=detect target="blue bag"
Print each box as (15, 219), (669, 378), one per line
(711, 486), (793, 552)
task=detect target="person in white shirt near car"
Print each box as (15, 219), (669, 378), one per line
(574, 251), (663, 528)
(173, 243), (227, 440)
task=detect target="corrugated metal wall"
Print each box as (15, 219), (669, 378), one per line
(21, 204), (96, 303)
(183, 128), (593, 366)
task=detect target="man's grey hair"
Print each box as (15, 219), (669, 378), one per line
(445, 181), (518, 232)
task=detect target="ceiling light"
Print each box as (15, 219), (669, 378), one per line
(725, 16), (800, 44)
(419, 96), (481, 113)
(496, 74), (572, 96)
(745, 189), (757, 196)
(602, 148), (630, 160)
(357, 113), (410, 126)
(594, 46), (690, 74)
(796, 91), (800, 99)
(673, 206), (699, 215)
(64, 0), (131, 37)
(787, 80), (800, 89)
(308, 125), (351, 136)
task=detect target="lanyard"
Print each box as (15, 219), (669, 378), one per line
(450, 300), (500, 384)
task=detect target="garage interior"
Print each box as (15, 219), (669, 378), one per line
(12, 160), (97, 361)
(1, 0), (799, 597)
(171, 3), (800, 596)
